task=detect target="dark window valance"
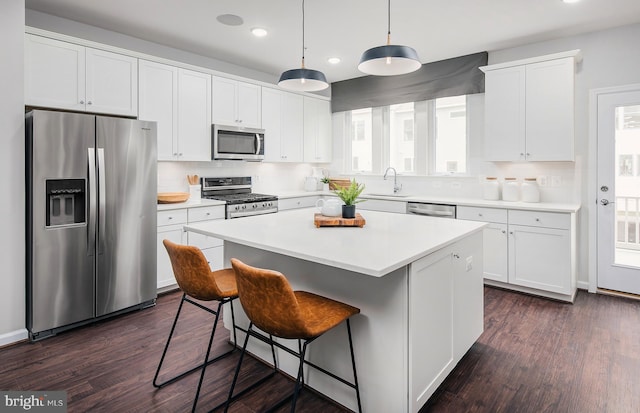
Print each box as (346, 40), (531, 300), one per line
(330, 51), (488, 113)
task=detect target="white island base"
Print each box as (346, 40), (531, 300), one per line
(185, 210), (485, 412)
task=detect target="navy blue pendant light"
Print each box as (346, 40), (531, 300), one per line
(278, 0), (329, 91)
(358, 0), (421, 76)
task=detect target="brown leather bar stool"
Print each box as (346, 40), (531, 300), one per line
(226, 258), (363, 413)
(153, 239), (240, 413)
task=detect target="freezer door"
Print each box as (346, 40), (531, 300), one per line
(27, 110), (96, 334)
(95, 117), (157, 316)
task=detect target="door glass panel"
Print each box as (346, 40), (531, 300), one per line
(614, 104), (640, 267)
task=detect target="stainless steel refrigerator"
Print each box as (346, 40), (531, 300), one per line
(26, 110), (158, 341)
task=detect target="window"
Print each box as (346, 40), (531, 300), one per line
(343, 95), (468, 176)
(619, 154), (633, 176)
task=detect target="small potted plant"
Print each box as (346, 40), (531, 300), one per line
(333, 179), (365, 218)
(320, 176), (331, 192)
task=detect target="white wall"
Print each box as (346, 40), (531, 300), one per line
(0, 0), (26, 345)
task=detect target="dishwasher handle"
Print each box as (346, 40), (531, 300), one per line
(406, 203), (456, 218)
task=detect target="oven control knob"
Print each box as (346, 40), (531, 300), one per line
(252, 204), (257, 209)
(262, 203), (266, 208)
(234, 205), (239, 211)
(241, 205), (247, 210)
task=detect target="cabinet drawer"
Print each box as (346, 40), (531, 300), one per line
(457, 206), (507, 224)
(279, 196), (320, 211)
(188, 232), (223, 249)
(157, 209), (188, 226)
(508, 210), (570, 229)
(188, 206), (225, 222)
(358, 199), (406, 214)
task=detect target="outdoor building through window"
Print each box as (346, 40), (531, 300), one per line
(343, 95), (468, 176)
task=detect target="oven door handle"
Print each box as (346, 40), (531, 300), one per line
(255, 133), (261, 155)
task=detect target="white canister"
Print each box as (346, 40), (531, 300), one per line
(482, 177), (501, 200)
(522, 178), (540, 203)
(502, 178), (519, 202)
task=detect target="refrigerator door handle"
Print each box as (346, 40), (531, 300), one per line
(88, 148), (96, 256)
(97, 148), (106, 254)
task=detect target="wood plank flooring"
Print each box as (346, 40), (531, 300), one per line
(1, 287), (639, 413)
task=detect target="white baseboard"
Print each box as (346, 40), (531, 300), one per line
(577, 280), (590, 291)
(0, 328), (28, 348)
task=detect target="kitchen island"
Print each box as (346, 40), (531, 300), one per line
(184, 209), (486, 413)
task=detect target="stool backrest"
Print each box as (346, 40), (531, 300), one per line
(230, 258), (307, 339)
(163, 239), (226, 300)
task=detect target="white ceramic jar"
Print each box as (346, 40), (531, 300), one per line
(502, 178), (520, 202)
(482, 177), (501, 200)
(521, 178), (540, 203)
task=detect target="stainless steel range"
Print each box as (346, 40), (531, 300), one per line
(201, 176), (278, 219)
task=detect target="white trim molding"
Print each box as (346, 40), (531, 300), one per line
(0, 329), (28, 348)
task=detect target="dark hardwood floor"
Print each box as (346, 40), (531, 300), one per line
(1, 287), (639, 413)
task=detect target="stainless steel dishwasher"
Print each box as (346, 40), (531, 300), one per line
(406, 202), (457, 218)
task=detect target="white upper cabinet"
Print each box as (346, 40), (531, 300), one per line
(25, 34), (138, 116)
(177, 69), (212, 161)
(303, 96), (332, 163)
(481, 50), (579, 162)
(212, 76), (261, 128)
(262, 88), (304, 162)
(139, 60), (211, 161)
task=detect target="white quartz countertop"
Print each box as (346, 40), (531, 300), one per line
(184, 208), (486, 277)
(157, 198), (225, 211)
(275, 190), (581, 213)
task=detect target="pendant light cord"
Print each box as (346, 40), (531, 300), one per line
(386, 0), (391, 45)
(301, 0), (306, 68)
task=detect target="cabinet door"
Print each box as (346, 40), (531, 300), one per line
(304, 97), (332, 163)
(509, 224), (571, 294)
(157, 225), (186, 289)
(484, 66), (526, 161)
(525, 58), (574, 161)
(139, 60), (178, 160)
(261, 88), (283, 162)
(409, 247), (455, 413)
(237, 82), (262, 128)
(212, 76), (238, 125)
(278, 196), (320, 211)
(281, 92), (304, 162)
(85, 48), (138, 116)
(483, 223), (509, 283)
(177, 69), (211, 161)
(25, 34), (86, 111)
(201, 246), (225, 271)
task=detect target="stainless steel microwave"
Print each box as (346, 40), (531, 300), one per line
(212, 124), (265, 161)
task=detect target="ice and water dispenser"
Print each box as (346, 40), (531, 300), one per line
(45, 179), (86, 227)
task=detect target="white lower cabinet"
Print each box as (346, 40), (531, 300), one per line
(156, 205), (225, 290)
(457, 206), (576, 301)
(278, 196), (321, 211)
(358, 198), (407, 214)
(408, 231), (483, 412)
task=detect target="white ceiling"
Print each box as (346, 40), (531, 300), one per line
(24, 0), (640, 83)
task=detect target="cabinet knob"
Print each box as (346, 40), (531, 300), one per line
(168, 217), (173, 220)
(453, 253), (460, 259)
(179, 153), (183, 156)
(509, 231), (514, 235)
(520, 152), (524, 157)
(80, 100), (85, 104)
(526, 153), (531, 157)
(502, 230), (506, 234)
(206, 212), (210, 216)
(535, 218), (540, 222)
(478, 213), (483, 217)
(87, 101), (92, 105)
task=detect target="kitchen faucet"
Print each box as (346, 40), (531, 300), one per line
(383, 167), (402, 193)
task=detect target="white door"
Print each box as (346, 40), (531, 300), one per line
(597, 85), (640, 295)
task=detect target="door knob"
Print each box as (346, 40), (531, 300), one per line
(601, 199), (611, 206)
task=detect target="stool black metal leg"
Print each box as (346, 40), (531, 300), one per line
(290, 340), (308, 413)
(192, 301), (224, 413)
(153, 293), (187, 388)
(229, 299), (238, 347)
(224, 322), (253, 413)
(347, 319), (362, 413)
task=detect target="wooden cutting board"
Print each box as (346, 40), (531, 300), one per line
(314, 213), (366, 228)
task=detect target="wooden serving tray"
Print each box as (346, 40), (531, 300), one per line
(314, 213), (366, 228)
(157, 192), (190, 204)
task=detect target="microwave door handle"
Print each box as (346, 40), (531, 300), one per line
(88, 148), (96, 256)
(255, 133), (261, 155)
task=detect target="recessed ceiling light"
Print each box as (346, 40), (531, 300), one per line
(562, 0), (580, 3)
(216, 14), (244, 26)
(328, 57), (341, 64)
(251, 27), (268, 37)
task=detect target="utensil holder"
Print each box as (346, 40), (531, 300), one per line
(189, 184), (201, 201)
